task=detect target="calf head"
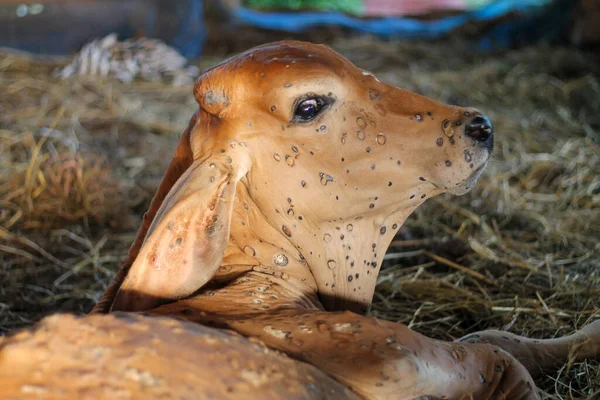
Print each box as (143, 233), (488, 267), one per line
(109, 41), (493, 313)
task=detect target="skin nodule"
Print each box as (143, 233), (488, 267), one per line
(104, 41), (494, 314)
(6, 41), (591, 400)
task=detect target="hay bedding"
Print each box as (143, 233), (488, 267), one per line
(0, 37), (598, 398)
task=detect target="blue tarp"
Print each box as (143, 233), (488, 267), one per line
(231, 0), (572, 50)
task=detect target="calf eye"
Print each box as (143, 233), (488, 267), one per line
(292, 96), (333, 123)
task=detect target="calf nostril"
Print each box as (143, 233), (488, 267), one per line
(465, 115), (493, 142)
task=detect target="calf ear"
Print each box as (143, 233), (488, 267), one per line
(90, 113), (198, 314)
(92, 110), (250, 313)
(112, 143), (250, 312)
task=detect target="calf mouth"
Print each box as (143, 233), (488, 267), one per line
(447, 158), (489, 196)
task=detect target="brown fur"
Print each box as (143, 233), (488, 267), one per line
(2, 42), (598, 400)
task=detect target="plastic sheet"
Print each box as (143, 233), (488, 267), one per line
(233, 0), (552, 38)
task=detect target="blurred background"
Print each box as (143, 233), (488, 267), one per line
(0, 0), (598, 55)
(0, 1), (599, 398)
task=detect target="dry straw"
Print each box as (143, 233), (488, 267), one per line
(0, 37), (598, 398)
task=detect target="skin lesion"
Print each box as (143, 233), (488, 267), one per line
(86, 41), (598, 400)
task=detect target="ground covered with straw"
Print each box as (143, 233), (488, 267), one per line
(1, 36), (598, 398)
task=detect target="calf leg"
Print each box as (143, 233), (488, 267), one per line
(154, 302), (539, 400)
(457, 320), (600, 379)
